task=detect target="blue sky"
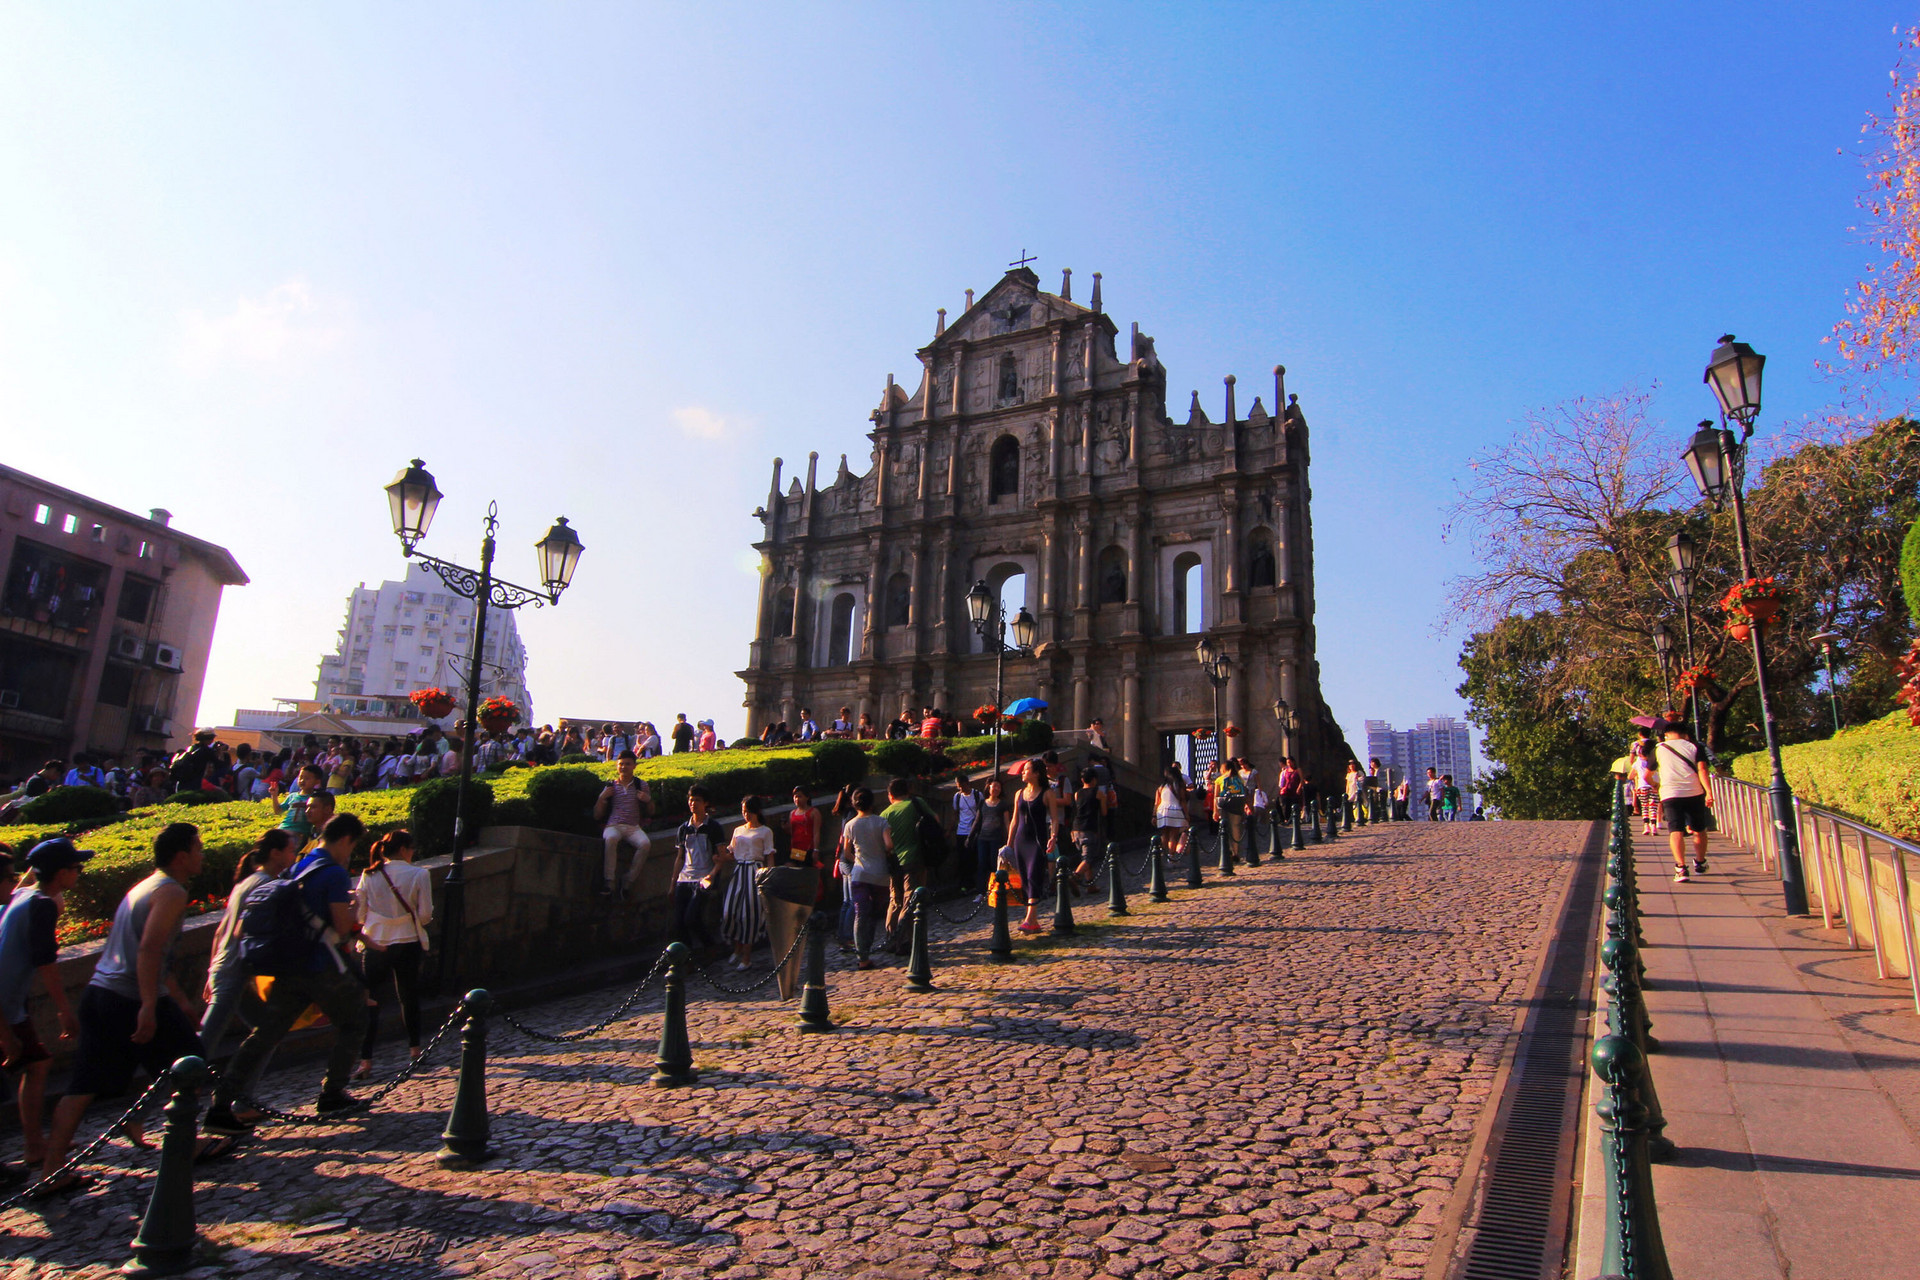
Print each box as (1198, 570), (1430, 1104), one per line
(0, 3), (1908, 759)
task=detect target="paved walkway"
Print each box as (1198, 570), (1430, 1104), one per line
(1573, 829), (1920, 1279)
(1, 820), (1589, 1280)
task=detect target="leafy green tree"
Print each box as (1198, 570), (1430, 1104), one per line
(1457, 615), (1618, 820)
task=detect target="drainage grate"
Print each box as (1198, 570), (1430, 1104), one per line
(1452, 821), (1607, 1280)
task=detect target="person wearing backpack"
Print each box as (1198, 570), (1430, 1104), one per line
(880, 777), (943, 951)
(204, 813), (379, 1135)
(1656, 723), (1714, 882)
(200, 829), (300, 1061)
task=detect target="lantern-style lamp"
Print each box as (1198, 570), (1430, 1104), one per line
(1652, 622), (1674, 665)
(1010, 606), (1037, 650)
(536, 518), (584, 597)
(386, 459), (442, 550)
(966, 579), (994, 627)
(1667, 531), (1696, 574)
(1682, 421), (1729, 505)
(1704, 334), (1765, 428)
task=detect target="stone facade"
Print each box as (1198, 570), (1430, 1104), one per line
(737, 266), (1350, 780)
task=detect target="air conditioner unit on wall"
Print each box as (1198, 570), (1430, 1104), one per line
(150, 643), (184, 672)
(0, 690), (19, 710)
(135, 713), (172, 735)
(111, 634), (146, 662)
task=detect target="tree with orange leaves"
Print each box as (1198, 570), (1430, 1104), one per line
(1833, 27), (1920, 376)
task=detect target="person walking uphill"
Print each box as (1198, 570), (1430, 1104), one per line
(355, 830), (433, 1080)
(881, 778), (943, 950)
(0, 839), (88, 1182)
(205, 813), (379, 1136)
(1656, 723), (1714, 882)
(38, 823), (237, 1193)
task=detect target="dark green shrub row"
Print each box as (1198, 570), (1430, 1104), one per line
(409, 777), (495, 860)
(19, 785), (122, 824)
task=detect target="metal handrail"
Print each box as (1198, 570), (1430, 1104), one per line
(1713, 772), (1920, 1014)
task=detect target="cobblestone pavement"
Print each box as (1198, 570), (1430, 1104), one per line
(0, 819), (1587, 1280)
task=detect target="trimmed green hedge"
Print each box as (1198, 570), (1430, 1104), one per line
(1731, 710), (1920, 840)
(19, 786), (121, 825)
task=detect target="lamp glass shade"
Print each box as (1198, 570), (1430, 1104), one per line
(1272, 697), (1290, 722)
(1216, 652), (1234, 680)
(1682, 426), (1727, 503)
(1666, 531), (1696, 573)
(1010, 606), (1037, 649)
(535, 517), (584, 594)
(1704, 334), (1764, 425)
(385, 459), (442, 546)
(1195, 634), (1219, 667)
(1652, 623), (1674, 660)
(966, 580), (994, 626)
(1668, 570), (1692, 603)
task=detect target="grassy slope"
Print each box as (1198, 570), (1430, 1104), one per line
(1730, 710), (1920, 841)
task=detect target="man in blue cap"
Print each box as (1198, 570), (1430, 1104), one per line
(0, 838), (89, 1181)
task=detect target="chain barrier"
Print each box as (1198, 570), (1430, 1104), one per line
(498, 948), (674, 1044)
(0, 1070), (172, 1212)
(934, 894), (988, 924)
(695, 925), (807, 996)
(212, 1002), (466, 1126)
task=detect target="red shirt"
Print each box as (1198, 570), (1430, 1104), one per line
(920, 716), (942, 739)
(789, 806), (817, 857)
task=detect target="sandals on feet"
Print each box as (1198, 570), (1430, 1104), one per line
(28, 1171), (98, 1200)
(195, 1135), (242, 1164)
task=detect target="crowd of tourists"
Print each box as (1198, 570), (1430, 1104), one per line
(1612, 713), (1714, 884)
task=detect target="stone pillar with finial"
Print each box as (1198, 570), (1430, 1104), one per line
(1061, 267), (1072, 301)
(936, 307), (946, 335)
(1222, 374), (1239, 475)
(1090, 272), (1102, 313)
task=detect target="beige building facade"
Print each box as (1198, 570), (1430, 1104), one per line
(0, 464), (246, 772)
(738, 265), (1352, 780)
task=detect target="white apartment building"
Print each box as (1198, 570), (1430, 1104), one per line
(315, 564), (532, 722)
(1364, 715), (1476, 815)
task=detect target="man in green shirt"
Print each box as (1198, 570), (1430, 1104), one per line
(881, 777), (942, 946)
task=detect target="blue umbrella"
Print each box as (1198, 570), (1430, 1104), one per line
(1003, 697), (1048, 716)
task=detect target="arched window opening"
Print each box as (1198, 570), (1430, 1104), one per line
(828, 593), (857, 666)
(772, 587), (795, 638)
(990, 435), (1021, 501)
(1173, 552), (1204, 635)
(997, 353), (1020, 403)
(1248, 529), (1277, 589)
(885, 573), (912, 629)
(1097, 546), (1128, 606)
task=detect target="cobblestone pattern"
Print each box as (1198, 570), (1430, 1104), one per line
(0, 820), (1585, 1280)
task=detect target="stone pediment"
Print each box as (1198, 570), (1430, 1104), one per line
(923, 268), (1092, 352)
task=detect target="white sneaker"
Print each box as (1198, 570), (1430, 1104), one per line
(1673, 868), (1690, 883)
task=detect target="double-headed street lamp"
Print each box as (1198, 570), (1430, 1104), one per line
(385, 459), (584, 984)
(1194, 634), (1233, 757)
(1680, 336), (1809, 916)
(1651, 621), (1676, 709)
(1273, 697), (1305, 851)
(966, 580), (1036, 780)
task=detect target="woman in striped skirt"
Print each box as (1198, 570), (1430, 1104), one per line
(721, 795), (773, 970)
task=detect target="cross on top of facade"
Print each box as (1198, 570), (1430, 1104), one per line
(1009, 249), (1036, 270)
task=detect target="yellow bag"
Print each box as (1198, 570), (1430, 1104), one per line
(252, 976), (327, 1030)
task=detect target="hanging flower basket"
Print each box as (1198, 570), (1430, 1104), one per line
(477, 696), (521, 735)
(1193, 727), (1215, 740)
(410, 687), (456, 719)
(1728, 621), (1752, 642)
(1675, 665), (1714, 698)
(973, 704), (1001, 728)
(1720, 576), (1789, 626)
(1224, 722), (1241, 738)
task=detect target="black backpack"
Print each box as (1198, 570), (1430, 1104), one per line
(238, 861), (328, 978)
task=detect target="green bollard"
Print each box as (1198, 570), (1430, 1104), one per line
(1053, 853), (1077, 935)
(1106, 839), (1130, 915)
(1185, 831), (1204, 887)
(1245, 814), (1262, 866)
(437, 989), (495, 1167)
(1324, 797), (1338, 842)
(1218, 819), (1236, 875)
(651, 943), (698, 1087)
(798, 912), (836, 1032)
(1308, 796), (1323, 843)
(124, 1056), (213, 1278)
(989, 868), (1015, 962)
(1290, 800), (1304, 852)
(1343, 796), (1354, 832)
(1592, 1034), (1675, 1280)
(1148, 835), (1170, 903)
(904, 887), (936, 992)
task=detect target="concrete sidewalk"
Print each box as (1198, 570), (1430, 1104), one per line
(1573, 828), (1920, 1279)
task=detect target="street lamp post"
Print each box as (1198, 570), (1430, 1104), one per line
(1194, 636), (1234, 873)
(967, 580), (1036, 781)
(384, 460), (584, 985)
(1810, 632), (1843, 735)
(1666, 532), (1705, 749)
(1651, 622), (1675, 710)
(1681, 335), (1809, 916)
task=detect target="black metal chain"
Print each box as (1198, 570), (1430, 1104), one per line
(214, 1002), (465, 1126)
(696, 926), (807, 996)
(499, 948), (674, 1044)
(0, 1070), (173, 1211)
(934, 894), (988, 924)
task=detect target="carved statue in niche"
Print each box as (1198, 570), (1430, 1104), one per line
(1066, 342), (1085, 385)
(1158, 423), (1194, 464)
(997, 353), (1021, 403)
(889, 441), (919, 494)
(1093, 403), (1127, 473)
(934, 361), (954, 407)
(1028, 423), (1050, 483)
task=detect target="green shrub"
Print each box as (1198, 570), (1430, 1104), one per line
(526, 766), (606, 836)
(1731, 710), (1920, 839)
(490, 797), (538, 828)
(410, 776), (495, 859)
(809, 740), (869, 790)
(1903, 519), (1920, 624)
(558, 752), (595, 765)
(869, 739), (930, 778)
(730, 738), (760, 749)
(163, 790), (222, 807)
(1008, 720), (1054, 753)
(20, 786), (121, 825)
